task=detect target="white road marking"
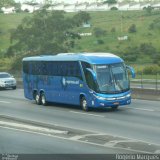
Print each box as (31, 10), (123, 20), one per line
(69, 111), (105, 118)
(133, 108), (155, 112)
(0, 100), (11, 104)
(126, 107), (155, 112)
(0, 121), (68, 134)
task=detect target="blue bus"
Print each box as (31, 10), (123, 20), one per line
(22, 53), (135, 111)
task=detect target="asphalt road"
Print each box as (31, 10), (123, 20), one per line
(0, 127), (122, 154)
(0, 89), (160, 154)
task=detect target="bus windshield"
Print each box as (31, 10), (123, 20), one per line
(93, 63), (129, 93)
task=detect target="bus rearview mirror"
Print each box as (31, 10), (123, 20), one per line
(126, 66), (135, 78)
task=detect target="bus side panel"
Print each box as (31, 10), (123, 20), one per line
(23, 73), (87, 105)
(23, 73), (34, 100)
(23, 73), (93, 107)
(60, 77), (84, 105)
(45, 76), (85, 105)
(45, 76), (68, 104)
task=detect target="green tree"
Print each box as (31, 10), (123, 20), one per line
(111, 27), (116, 33)
(14, 2), (21, 12)
(149, 17), (160, 30)
(103, 0), (117, 4)
(145, 6), (153, 15)
(139, 43), (156, 55)
(93, 27), (107, 37)
(8, 9), (88, 57)
(128, 24), (137, 33)
(153, 54), (160, 66)
(0, 0), (15, 7)
(73, 11), (91, 27)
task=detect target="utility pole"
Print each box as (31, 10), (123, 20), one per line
(120, 10), (123, 36)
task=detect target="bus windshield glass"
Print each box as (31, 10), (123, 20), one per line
(94, 63), (129, 93)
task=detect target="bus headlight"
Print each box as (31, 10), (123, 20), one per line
(95, 96), (116, 101)
(126, 93), (131, 98)
(94, 95), (105, 100)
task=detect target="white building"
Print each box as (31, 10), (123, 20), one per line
(152, 2), (160, 9)
(21, 3), (41, 13)
(140, 2), (151, 9)
(75, 3), (87, 11)
(64, 4), (76, 12)
(108, 3), (119, 10)
(1, 7), (15, 14)
(17, 0), (160, 13)
(128, 2), (141, 10)
(96, 3), (109, 10)
(52, 3), (64, 11)
(86, 3), (97, 11)
(117, 0), (159, 2)
(118, 2), (129, 10)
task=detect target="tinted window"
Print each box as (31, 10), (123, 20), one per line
(81, 61), (91, 80)
(81, 62), (91, 71)
(0, 73), (11, 78)
(23, 61), (82, 79)
(23, 61), (29, 74)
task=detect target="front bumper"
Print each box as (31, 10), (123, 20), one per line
(0, 83), (16, 88)
(91, 92), (131, 108)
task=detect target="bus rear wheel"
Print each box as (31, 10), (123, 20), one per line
(35, 92), (41, 105)
(80, 97), (88, 112)
(41, 92), (47, 106)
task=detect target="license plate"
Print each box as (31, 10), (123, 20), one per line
(113, 102), (119, 105)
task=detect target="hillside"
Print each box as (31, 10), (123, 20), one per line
(0, 10), (160, 71)
(72, 10), (160, 64)
(0, 13), (30, 52)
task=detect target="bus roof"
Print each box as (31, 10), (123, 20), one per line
(23, 53), (123, 64)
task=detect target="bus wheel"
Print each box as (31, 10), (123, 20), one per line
(35, 92), (41, 105)
(81, 97), (88, 112)
(41, 92), (47, 106)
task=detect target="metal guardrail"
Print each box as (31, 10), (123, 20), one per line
(130, 79), (160, 91)
(131, 79), (160, 83)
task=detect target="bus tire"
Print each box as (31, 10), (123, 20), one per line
(35, 92), (41, 105)
(81, 97), (88, 112)
(41, 92), (47, 106)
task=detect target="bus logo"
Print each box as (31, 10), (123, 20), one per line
(62, 77), (66, 87)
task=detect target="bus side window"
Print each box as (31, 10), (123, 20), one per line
(56, 62), (61, 76)
(81, 61), (91, 80)
(74, 62), (82, 80)
(65, 61), (82, 80)
(85, 70), (97, 91)
(52, 62), (57, 76)
(62, 62), (67, 76)
(81, 62), (91, 71)
(69, 63), (74, 76)
(81, 62), (97, 91)
(42, 62), (47, 75)
(23, 61), (29, 74)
